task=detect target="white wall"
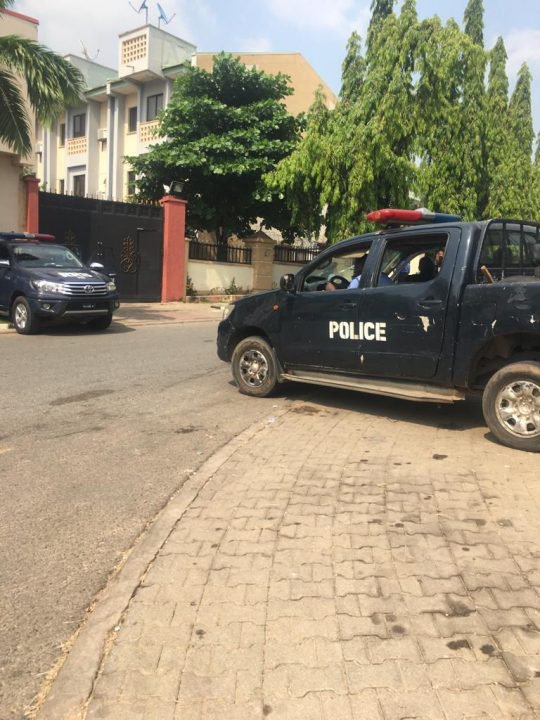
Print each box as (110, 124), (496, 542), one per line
(188, 260), (253, 294)
(272, 262), (306, 288)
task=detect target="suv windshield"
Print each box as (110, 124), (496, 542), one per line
(12, 244), (84, 269)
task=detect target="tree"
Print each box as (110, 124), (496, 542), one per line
(415, 18), (485, 218)
(463, 0), (484, 47)
(0, 0), (84, 156)
(484, 38), (511, 217)
(502, 63), (536, 217)
(130, 54), (304, 244)
(340, 31), (365, 102)
(367, 0), (395, 61)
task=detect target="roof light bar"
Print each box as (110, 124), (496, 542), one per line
(367, 208), (461, 226)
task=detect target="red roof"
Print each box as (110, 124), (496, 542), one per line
(3, 8), (39, 25)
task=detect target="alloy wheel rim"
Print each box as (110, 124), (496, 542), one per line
(14, 303), (27, 330)
(239, 349), (268, 387)
(495, 379), (540, 438)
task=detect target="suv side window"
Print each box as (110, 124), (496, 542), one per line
(300, 240), (373, 292)
(0, 244), (10, 262)
(375, 234), (448, 287)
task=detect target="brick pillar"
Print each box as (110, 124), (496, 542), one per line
(244, 231), (276, 292)
(24, 175), (40, 233)
(159, 194), (187, 303)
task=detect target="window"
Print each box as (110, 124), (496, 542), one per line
(146, 93), (163, 121)
(59, 123), (66, 147)
(301, 240), (373, 292)
(73, 174), (85, 197)
(59, 179), (65, 194)
(72, 113), (86, 138)
(477, 221), (540, 282)
(127, 171), (136, 197)
(376, 234), (448, 287)
(0, 244), (10, 262)
(128, 106), (138, 133)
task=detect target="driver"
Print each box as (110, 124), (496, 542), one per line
(325, 256), (367, 291)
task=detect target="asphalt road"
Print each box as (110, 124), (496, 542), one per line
(0, 321), (292, 719)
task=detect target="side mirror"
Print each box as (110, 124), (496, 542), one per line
(89, 262), (105, 270)
(0, 259), (10, 268)
(280, 273), (295, 292)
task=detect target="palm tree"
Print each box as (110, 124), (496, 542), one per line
(0, 0), (84, 156)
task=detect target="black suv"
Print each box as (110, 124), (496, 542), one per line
(0, 233), (120, 334)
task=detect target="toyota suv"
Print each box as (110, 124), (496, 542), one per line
(0, 232), (120, 334)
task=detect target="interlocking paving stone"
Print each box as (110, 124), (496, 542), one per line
(68, 405), (540, 719)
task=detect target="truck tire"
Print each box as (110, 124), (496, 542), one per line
(231, 336), (279, 397)
(12, 297), (40, 335)
(482, 361), (540, 452)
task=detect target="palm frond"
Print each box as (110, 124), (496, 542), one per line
(0, 0), (15, 11)
(0, 36), (85, 123)
(0, 68), (31, 155)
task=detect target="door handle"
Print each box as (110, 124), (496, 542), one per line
(339, 302), (356, 310)
(417, 298), (443, 308)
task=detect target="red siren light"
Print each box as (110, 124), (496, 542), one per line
(367, 208), (462, 226)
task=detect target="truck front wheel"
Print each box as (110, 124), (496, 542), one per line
(231, 336), (279, 397)
(482, 361), (540, 452)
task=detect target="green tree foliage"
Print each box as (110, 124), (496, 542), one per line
(484, 38), (511, 217)
(463, 0), (484, 47)
(367, 0), (395, 60)
(129, 54), (304, 243)
(0, 0), (84, 156)
(497, 63), (536, 218)
(340, 31), (365, 102)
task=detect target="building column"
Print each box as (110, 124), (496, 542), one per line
(24, 175), (40, 233)
(244, 232), (277, 291)
(160, 194), (187, 302)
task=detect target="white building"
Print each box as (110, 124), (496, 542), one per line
(36, 24), (336, 202)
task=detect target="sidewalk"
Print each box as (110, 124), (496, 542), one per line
(37, 401), (540, 720)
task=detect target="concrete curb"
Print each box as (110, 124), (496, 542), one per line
(35, 408), (289, 720)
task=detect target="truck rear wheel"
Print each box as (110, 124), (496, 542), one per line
(231, 336), (279, 397)
(482, 361), (540, 452)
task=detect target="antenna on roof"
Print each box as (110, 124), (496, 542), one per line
(80, 41), (100, 61)
(128, 0), (149, 24)
(157, 2), (175, 27)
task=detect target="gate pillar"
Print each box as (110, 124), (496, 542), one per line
(244, 231), (276, 291)
(25, 175), (40, 233)
(160, 194), (187, 303)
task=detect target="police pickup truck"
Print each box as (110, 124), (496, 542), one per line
(217, 209), (540, 453)
(0, 232), (119, 334)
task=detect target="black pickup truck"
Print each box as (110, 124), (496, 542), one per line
(218, 211), (540, 452)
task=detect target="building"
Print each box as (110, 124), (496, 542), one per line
(0, 8), (39, 232)
(36, 25), (337, 202)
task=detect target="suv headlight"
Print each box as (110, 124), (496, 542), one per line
(222, 303), (235, 321)
(106, 281), (116, 292)
(30, 279), (66, 294)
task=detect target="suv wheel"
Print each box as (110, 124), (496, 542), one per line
(88, 312), (113, 331)
(231, 336), (279, 397)
(482, 361), (540, 452)
(12, 297), (40, 335)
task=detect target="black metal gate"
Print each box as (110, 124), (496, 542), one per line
(39, 193), (163, 301)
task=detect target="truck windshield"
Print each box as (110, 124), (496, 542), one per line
(13, 244), (84, 269)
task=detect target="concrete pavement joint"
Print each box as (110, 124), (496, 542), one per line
(35, 407), (291, 720)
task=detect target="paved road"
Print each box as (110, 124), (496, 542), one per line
(0, 319), (294, 719)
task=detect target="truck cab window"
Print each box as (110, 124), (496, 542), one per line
(301, 241), (372, 292)
(376, 234), (448, 287)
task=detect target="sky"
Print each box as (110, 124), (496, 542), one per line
(13, 0), (540, 131)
